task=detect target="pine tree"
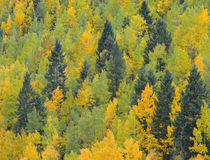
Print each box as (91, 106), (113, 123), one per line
(14, 72), (36, 134)
(107, 43), (126, 99)
(144, 18), (171, 64)
(173, 65), (208, 160)
(152, 69), (175, 159)
(96, 19), (115, 73)
(130, 66), (156, 106)
(42, 39), (68, 100)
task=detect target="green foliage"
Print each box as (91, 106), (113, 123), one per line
(42, 39), (68, 100)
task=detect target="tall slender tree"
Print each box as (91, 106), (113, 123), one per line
(96, 19), (115, 73)
(14, 72), (36, 134)
(139, 1), (153, 35)
(144, 18), (171, 64)
(152, 69), (175, 159)
(173, 65), (208, 160)
(107, 43), (126, 99)
(42, 39), (68, 100)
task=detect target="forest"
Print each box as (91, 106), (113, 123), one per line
(0, 0), (209, 159)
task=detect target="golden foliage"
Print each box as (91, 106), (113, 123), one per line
(133, 83), (158, 131)
(105, 98), (118, 128)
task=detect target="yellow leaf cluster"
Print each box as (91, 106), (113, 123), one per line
(75, 80), (95, 108)
(169, 83), (181, 122)
(130, 15), (147, 37)
(45, 86), (64, 113)
(195, 54), (204, 79)
(105, 98), (118, 128)
(133, 83), (158, 130)
(2, 15), (12, 35)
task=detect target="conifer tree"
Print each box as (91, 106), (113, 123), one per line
(131, 66), (156, 106)
(144, 18), (171, 64)
(96, 19), (115, 73)
(107, 43), (126, 99)
(73, 59), (90, 97)
(139, 1), (153, 35)
(152, 69), (175, 159)
(42, 39), (68, 100)
(173, 65), (208, 160)
(14, 72), (36, 134)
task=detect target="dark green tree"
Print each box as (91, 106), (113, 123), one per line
(73, 59), (90, 97)
(14, 72), (36, 134)
(107, 43), (126, 99)
(96, 19), (115, 73)
(77, 59), (90, 84)
(139, 1), (153, 35)
(152, 69), (174, 159)
(130, 66), (156, 106)
(144, 18), (171, 64)
(34, 93), (47, 128)
(173, 65), (208, 160)
(42, 39), (68, 100)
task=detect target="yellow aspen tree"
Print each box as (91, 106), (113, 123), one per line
(42, 144), (59, 160)
(195, 54), (204, 79)
(1, 15), (12, 35)
(189, 154), (205, 160)
(156, 0), (172, 16)
(130, 14), (147, 37)
(123, 138), (142, 160)
(75, 79), (95, 110)
(189, 102), (210, 158)
(105, 98), (118, 128)
(169, 82), (181, 122)
(79, 27), (98, 56)
(44, 86), (64, 115)
(78, 130), (123, 160)
(133, 83), (158, 131)
(21, 142), (40, 160)
(14, 9), (25, 34)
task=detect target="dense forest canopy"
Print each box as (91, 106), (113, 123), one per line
(0, 0), (209, 159)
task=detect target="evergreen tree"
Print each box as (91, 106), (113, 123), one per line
(42, 39), (68, 100)
(173, 65), (208, 160)
(107, 43), (126, 99)
(14, 72), (36, 134)
(144, 18), (171, 64)
(96, 19), (115, 73)
(73, 59), (90, 97)
(77, 59), (90, 84)
(34, 93), (47, 128)
(130, 66), (156, 106)
(139, 1), (153, 35)
(152, 69), (174, 159)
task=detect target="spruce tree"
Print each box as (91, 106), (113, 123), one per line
(42, 39), (68, 100)
(130, 67), (156, 106)
(144, 18), (171, 64)
(96, 19), (115, 73)
(34, 93), (47, 127)
(152, 69), (174, 159)
(107, 43), (126, 99)
(139, 1), (153, 35)
(14, 72), (36, 134)
(173, 65), (208, 160)
(77, 59), (90, 84)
